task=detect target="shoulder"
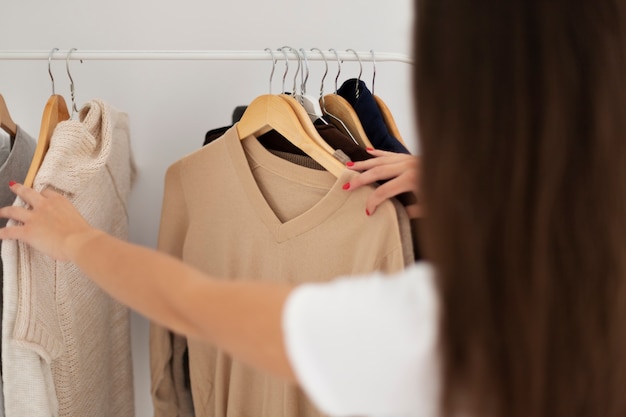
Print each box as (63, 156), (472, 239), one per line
(283, 263), (440, 417)
(165, 130), (233, 185)
(287, 262), (436, 316)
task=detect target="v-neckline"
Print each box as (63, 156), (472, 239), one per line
(225, 127), (354, 243)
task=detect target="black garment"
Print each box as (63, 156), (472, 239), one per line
(231, 106), (247, 124)
(204, 124), (306, 155)
(204, 125), (230, 145)
(337, 79), (410, 154)
(203, 106), (248, 145)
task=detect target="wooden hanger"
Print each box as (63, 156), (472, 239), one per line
(24, 94), (70, 187)
(296, 94), (325, 123)
(373, 95), (409, 148)
(321, 94), (374, 149)
(236, 94), (345, 177)
(0, 94), (18, 138)
(279, 94), (336, 154)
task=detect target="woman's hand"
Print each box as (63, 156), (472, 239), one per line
(0, 182), (102, 262)
(344, 149), (422, 218)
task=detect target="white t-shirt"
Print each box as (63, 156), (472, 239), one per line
(282, 262), (440, 417)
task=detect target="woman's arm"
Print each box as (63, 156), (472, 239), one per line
(0, 183), (296, 381)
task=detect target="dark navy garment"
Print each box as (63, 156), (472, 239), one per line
(337, 78), (410, 154)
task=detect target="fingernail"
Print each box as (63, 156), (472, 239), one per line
(342, 182), (351, 190)
(366, 147), (374, 151)
(365, 208), (371, 216)
(8, 181), (16, 187)
(346, 161), (355, 167)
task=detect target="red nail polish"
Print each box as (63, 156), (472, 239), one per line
(346, 161), (355, 167)
(365, 208), (371, 216)
(342, 182), (350, 190)
(8, 181), (16, 187)
(366, 147), (374, 151)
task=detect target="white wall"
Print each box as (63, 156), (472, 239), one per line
(0, 1), (416, 415)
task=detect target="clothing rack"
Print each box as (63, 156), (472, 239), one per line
(0, 50), (413, 65)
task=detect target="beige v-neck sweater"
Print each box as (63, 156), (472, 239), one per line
(2, 100), (136, 417)
(150, 126), (406, 417)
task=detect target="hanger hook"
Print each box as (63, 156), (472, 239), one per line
(279, 47), (289, 94)
(281, 46), (300, 97)
(48, 48), (59, 95)
(329, 48), (341, 94)
(346, 49), (362, 99)
(66, 48), (83, 116)
(299, 48), (311, 96)
(370, 49), (377, 96)
(264, 48), (276, 94)
(310, 48), (328, 99)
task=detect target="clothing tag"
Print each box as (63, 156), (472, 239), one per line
(332, 149), (351, 164)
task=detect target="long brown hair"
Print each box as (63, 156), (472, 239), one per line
(415, 1), (626, 416)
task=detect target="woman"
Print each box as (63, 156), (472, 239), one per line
(2, 1), (626, 417)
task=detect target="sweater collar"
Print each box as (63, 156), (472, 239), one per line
(33, 99), (115, 196)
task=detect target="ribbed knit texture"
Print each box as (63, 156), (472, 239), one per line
(2, 225), (58, 416)
(150, 126), (406, 417)
(0, 126), (37, 398)
(2, 99), (136, 417)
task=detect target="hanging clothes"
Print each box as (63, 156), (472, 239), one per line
(205, 118), (418, 209)
(2, 100), (136, 417)
(0, 127), (36, 344)
(0, 126), (36, 417)
(205, 122), (416, 267)
(0, 126), (36, 336)
(337, 79), (410, 154)
(151, 126), (408, 417)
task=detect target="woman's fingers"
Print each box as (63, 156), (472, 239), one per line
(365, 148), (398, 158)
(347, 155), (399, 174)
(342, 152), (422, 217)
(347, 162), (405, 191)
(0, 223), (26, 241)
(0, 183), (66, 225)
(0, 182), (94, 261)
(8, 182), (45, 207)
(364, 170), (420, 216)
(0, 205), (32, 224)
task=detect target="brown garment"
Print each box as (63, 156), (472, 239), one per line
(152, 127), (407, 417)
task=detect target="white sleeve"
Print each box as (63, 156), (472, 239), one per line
(282, 263), (440, 417)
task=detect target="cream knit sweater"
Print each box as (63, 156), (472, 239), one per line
(2, 100), (136, 416)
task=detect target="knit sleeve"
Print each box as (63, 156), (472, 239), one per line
(150, 160), (195, 417)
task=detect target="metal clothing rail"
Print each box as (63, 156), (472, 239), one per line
(0, 49), (413, 65)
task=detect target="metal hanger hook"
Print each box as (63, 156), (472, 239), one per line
(279, 47), (289, 94)
(48, 48), (59, 95)
(345, 48), (362, 99)
(299, 48), (311, 96)
(281, 46), (301, 97)
(329, 48), (341, 94)
(310, 48), (328, 99)
(264, 48), (276, 94)
(66, 48), (83, 116)
(370, 50), (377, 96)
